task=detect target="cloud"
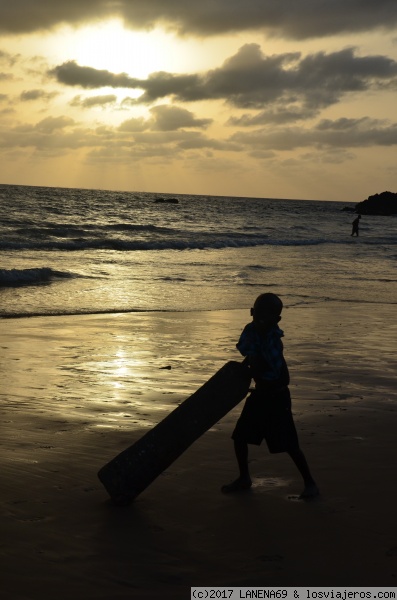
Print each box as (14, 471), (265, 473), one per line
(118, 117), (148, 133)
(0, 49), (21, 66)
(0, 2), (107, 35)
(148, 105), (212, 130)
(70, 94), (117, 108)
(231, 117), (397, 152)
(118, 104), (212, 132)
(133, 72), (203, 104)
(49, 61), (140, 89)
(186, 45), (397, 109)
(314, 117), (397, 147)
(1, 1), (397, 39)
(0, 119), (98, 153)
(0, 52), (18, 82)
(227, 106), (318, 126)
(50, 45), (397, 116)
(85, 127), (239, 164)
(49, 61), (202, 106)
(2, 107), (397, 171)
(34, 115), (76, 133)
(0, 109), (222, 159)
(20, 89), (58, 102)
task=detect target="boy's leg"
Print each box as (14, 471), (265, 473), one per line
(235, 439), (250, 479)
(287, 447), (319, 498)
(221, 440), (252, 493)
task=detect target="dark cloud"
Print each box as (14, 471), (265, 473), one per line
(49, 61), (140, 89)
(1, 1), (397, 39)
(50, 61), (202, 107)
(50, 45), (397, 118)
(135, 73), (202, 104)
(203, 46), (397, 109)
(0, 2), (108, 35)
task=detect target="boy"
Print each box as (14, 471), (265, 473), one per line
(222, 293), (319, 499)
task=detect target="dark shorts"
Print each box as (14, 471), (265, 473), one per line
(231, 387), (299, 453)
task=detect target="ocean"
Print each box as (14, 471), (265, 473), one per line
(1, 183), (396, 318)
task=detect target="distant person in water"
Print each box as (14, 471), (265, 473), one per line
(222, 293), (319, 499)
(351, 214), (361, 236)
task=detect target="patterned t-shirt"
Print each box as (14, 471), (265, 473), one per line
(236, 322), (286, 383)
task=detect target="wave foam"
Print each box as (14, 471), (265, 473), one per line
(0, 267), (74, 287)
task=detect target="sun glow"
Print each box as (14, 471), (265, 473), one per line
(46, 19), (245, 82)
(63, 20), (185, 79)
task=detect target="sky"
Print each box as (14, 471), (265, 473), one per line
(1, 1), (397, 201)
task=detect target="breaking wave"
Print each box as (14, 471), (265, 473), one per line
(0, 267), (75, 287)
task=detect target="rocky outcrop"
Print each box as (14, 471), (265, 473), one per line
(355, 191), (397, 215)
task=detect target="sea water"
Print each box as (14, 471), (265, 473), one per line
(0, 183), (396, 318)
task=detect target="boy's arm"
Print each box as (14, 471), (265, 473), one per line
(237, 323), (263, 378)
(241, 354), (263, 379)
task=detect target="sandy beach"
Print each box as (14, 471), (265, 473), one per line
(1, 303), (397, 599)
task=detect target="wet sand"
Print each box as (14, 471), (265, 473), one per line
(1, 304), (397, 598)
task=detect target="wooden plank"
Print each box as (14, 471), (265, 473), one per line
(97, 361), (251, 504)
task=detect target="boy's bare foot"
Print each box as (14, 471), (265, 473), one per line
(299, 483), (320, 499)
(221, 476), (252, 494)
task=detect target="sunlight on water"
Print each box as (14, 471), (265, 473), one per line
(0, 185), (396, 317)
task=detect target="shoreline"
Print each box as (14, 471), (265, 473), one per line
(1, 303), (396, 597)
(1, 293), (396, 321)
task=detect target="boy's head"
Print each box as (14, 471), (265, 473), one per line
(250, 293), (283, 326)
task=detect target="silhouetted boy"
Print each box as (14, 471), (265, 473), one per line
(222, 293), (319, 499)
